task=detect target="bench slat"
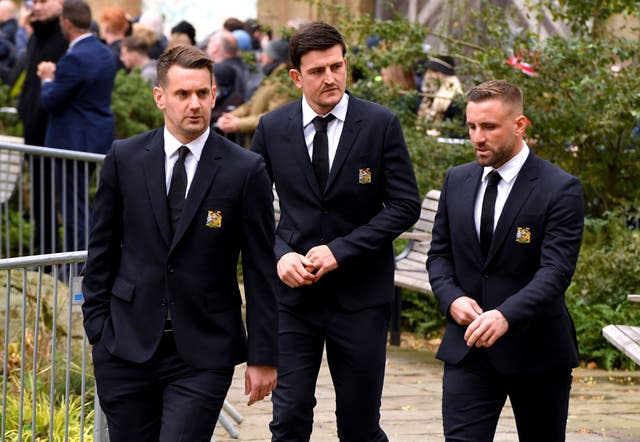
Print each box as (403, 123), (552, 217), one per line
(602, 324), (640, 365)
(393, 190), (439, 296)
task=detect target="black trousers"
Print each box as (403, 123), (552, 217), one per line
(270, 301), (390, 442)
(442, 347), (572, 442)
(92, 331), (233, 442)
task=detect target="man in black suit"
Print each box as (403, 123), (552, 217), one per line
(427, 80), (584, 441)
(82, 44), (278, 442)
(251, 22), (421, 442)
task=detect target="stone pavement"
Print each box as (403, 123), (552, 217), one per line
(213, 341), (640, 442)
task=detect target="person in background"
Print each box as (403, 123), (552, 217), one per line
(251, 22), (420, 441)
(206, 29), (248, 100)
(216, 39), (293, 143)
(17, 0), (67, 254)
(99, 6), (129, 70)
(136, 10), (166, 59)
(82, 43), (278, 442)
(37, 0), (116, 251)
(169, 19), (195, 47)
(427, 80), (584, 442)
(417, 54), (464, 126)
(120, 34), (157, 85)
(211, 62), (244, 128)
(0, 0), (17, 74)
(0, 0), (17, 43)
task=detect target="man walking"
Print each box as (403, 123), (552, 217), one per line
(251, 22), (420, 442)
(427, 80), (584, 441)
(82, 44), (279, 441)
(37, 0), (116, 251)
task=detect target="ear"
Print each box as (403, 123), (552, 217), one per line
(211, 84), (217, 109)
(153, 86), (165, 110)
(288, 68), (302, 89)
(514, 114), (528, 136)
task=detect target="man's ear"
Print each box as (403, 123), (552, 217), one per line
(514, 114), (529, 136)
(288, 68), (302, 89)
(153, 86), (165, 110)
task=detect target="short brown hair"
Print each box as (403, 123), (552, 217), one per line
(62, 0), (91, 31)
(289, 22), (346, 71)
(156, 44), (213, 87)
(467, 80), (523, 114)
(121, 35), (150, 56)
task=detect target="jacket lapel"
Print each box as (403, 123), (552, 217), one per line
(143, 131), (171, 248)
(169, 132), (221, 252)
(485, 152), (538, 264)
(288, 102), (323, 198)
(462, 166), (484, 262)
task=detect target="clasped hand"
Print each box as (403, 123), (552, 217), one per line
(276, 246), (338, 288)
(449, 296), (509, 348)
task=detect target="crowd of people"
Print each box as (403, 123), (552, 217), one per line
(0, 1), (585, 441)
(3, 0), (295, 254)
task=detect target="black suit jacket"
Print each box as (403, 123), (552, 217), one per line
(82, 128), (279, 370)
(427, 151), (584, 374)
(251, 93), (421, 309)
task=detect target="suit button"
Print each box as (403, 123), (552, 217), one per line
(161, 300), (167, 307)
(167, 265), (175, 273)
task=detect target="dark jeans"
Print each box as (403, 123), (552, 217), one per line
(93, 332), (234, 442)
(270, 301), (390, 442)
(442, 348), (572, 442)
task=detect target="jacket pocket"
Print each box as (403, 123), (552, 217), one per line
(110, 277), (135, 303)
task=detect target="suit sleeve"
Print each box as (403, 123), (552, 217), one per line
(40, 53), (82, 115)
(426, 170), (468, 318)
(327, 114), (421, 264)
(496, 176), (584, 328)
(250, 117), (295, 261)
(240, 154), (279, 366)
(81, 144), (123, 344)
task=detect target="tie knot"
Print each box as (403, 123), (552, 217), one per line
(312, 114), (336, 133)
(177, 145), (190, 161)
(487, 170), (501, 187)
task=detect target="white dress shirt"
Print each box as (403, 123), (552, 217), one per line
(163, 127), (209, 197)
(302, 93), (349, 170)
(474, 142), (530, 239)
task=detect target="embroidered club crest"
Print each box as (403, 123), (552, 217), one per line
(515, 227), (531, 244)
(358, 168), (372, 184)
(206, 210), (222, 228)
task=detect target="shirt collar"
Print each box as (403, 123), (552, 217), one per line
(482, 141), (530, 184)
(302, 92), (349, 127)
(68, 33), (92, 51)
(163, 126), (210, 161)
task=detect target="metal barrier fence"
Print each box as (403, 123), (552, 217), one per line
(0, 251), (96, 441)
(0, 251), (244, 442)
(0, 139), (104, 259)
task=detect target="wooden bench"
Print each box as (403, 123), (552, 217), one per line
(602, 294), (640, 365)
(390, 189), (440, 345)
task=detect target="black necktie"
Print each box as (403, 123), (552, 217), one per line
(168, 145), (189, 234)
(311, 114), (336, 191)
(480, 170), (501, 258)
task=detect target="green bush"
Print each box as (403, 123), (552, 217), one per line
(567, 216), (640, 369)
(111, 69), (164, 139)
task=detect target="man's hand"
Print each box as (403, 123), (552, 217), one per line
(216, 113), (240, 134)
(449, 296), (483, 326)
(277, 252), (317, 288)
(305, 245), (338, 279)
(464, 309), (509, 348)
(36, 61), (56, 82)
(245, 365), (277, 406)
